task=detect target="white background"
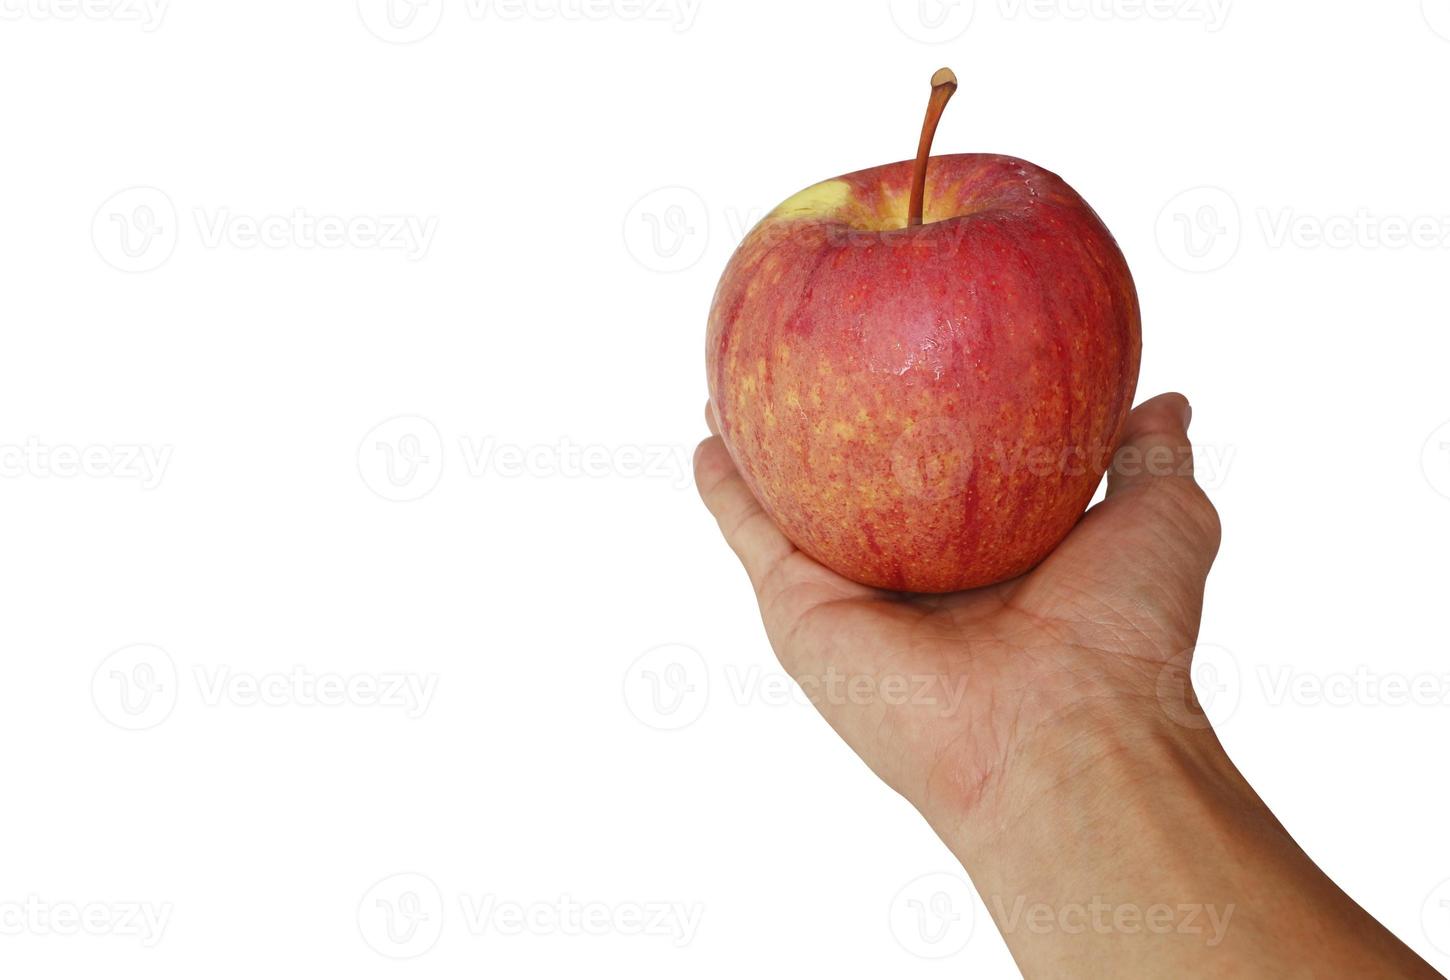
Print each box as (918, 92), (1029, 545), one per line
(2, 0), (1449, 976)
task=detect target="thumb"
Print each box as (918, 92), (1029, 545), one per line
(1107, 392), (1196, 497)
(1105, 392), (1222, 561)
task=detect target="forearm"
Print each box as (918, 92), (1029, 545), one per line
(696, 392), (1436, 975)
(933, 705), (1440, 978)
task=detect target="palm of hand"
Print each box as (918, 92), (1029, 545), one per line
(696, 393), (1221, 826)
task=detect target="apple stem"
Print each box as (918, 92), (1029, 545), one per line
(908, 68), (958, 228)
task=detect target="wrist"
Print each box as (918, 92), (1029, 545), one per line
(920, 685), (1437, 978)
(931, 683), (1252, 870)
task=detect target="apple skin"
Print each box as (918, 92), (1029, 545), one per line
(706, 153), (1141, 594)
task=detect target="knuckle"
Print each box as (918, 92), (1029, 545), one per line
(1149, 477), (1222, 547)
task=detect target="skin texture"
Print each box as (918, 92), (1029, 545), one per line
(707, 154), (1141, 593)
(696, 392), (1441, 978)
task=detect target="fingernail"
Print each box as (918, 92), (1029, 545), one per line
(1183, 401), (1193, 430)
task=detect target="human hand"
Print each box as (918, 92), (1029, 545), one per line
(694, 391), (1220, 834)
(697, 391), (1440, 978)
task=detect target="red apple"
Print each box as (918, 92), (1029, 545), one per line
(706, 73), (1140, 593)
